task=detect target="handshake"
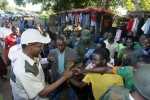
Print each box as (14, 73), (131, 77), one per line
(62, 67), (82, 80)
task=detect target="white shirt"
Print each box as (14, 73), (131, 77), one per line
(129, 93), (135, 100)
(10, 51), (48, 100)
(8, 44), (22, 64)
(104, 40), (117, 65)
(0, 27), (12, 39)
(141, 18), (150, 34)
(131, 18), (139, 33)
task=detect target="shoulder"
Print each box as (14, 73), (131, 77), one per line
(49, 48), (58, 54)
(67, 47), (76, 52)
(8, 45), (22, 60)
(103, 73), (123, 80)
(13, 57), (25, 75)
(85, 73), (101, 78)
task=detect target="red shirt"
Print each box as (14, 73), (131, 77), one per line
(5, 33), (17, 48)
(3, 33), (17, 64)
(127, 19), (134, 33)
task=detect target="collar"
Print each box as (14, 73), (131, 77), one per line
(57, 48), (65, 54)
(21, 52), (35, 66)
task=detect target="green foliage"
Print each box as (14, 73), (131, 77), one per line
(140, 0), (150, 11)
(29, 0), (150, 12)
(14, 0), (25, 5)
(125, 0), (135, 11)
(0, 0), (8, 10)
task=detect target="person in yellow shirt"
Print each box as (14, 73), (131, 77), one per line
(82, 48), (123, 100)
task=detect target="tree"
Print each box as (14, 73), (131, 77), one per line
(140, 0), (150, 11)
(29, 0), (150, 12)
(14, 0), (25, 5)
(0, 0), (8, 10)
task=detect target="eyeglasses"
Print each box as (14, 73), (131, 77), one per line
(28, 43), (44, 48)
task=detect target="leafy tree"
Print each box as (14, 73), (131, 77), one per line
(140, 0), (150, 11)
(0, 0), (8, 10)
(125, 0), (135, 11)
(14, 0), (25, 5)
(29, 0), (150, 12)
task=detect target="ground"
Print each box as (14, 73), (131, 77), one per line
(0, 67), (12, 100)
(0, 79), (12, 100)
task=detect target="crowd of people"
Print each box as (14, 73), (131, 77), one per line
(0, 15), (150, 100)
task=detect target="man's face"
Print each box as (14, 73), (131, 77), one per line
(107, 32), (114, 40)
(143, 38), (150, 48)
(28, 43), (44, 57)
(12, 27), (20, 35)
(126, 38), (134, 48)
(92, 53), (105, 66)
(139, 35), (146, 46)
(56, 40), (65, 52)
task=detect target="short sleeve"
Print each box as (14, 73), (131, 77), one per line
(17, 73), (45, 99)
(82, 74), (91, 84)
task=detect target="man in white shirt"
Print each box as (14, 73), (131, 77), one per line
(104, 31), (117, 65)
(10, 29), (75, 100)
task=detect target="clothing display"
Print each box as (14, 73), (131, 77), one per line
(127, 18), (134, 33)
(141, 18), (150, 34)
(91, 13), (96, 26)
(58, 11), (102, 33)
(115, 29), (122, 42)
(131, 17), (139, 34)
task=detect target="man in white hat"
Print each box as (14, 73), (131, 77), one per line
(10, 29), (75, 100)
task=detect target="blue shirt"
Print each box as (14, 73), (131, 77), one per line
(58, 51), (65, 73)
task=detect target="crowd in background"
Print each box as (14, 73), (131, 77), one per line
(0, 14), (150, 100)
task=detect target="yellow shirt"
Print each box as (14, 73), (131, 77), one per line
(83, 73), (123, 100)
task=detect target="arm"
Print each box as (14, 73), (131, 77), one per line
(70, 78), (88, 88)
(39, 67), (81, 97)
(39, 75), (69, 97)
(84, 67), (113, 74)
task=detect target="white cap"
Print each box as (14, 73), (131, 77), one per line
(21, 29), (51, 45)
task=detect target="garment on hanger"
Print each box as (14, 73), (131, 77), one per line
(131, 17), (139, 33)
(115, 29), (122, 42)
(127, 18), (134, 33)
(91, 13), (96, 27)
(141, 18), (150, 34)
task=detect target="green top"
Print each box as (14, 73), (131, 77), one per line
(117, 42), (142, 59)
(115, 43), (126, 58)
(134, 42), (142, 49)
(0, 94), (3, 100)
(117, 66), (134, 91)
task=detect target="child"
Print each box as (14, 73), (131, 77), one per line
(73, 48), (124, 100)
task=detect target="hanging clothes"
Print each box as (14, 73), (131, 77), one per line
(126, 18), (134, 33)
(85, 14), (90, 28)
(79, 13), (83, 24)
(115, 29), (122, 42)
(96, 14), (101, 33)
(131, 17), (139, 34)
(137, 17), (145, 36)
(74, 13), (80, 25)
(91, 13), (96, 27)
(141, 18), (150, 34)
